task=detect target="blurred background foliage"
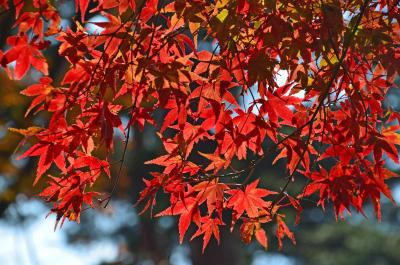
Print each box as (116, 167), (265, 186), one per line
(0, 1), (400, 265)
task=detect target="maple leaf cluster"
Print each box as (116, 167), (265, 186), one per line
(2, 0), (400, 251)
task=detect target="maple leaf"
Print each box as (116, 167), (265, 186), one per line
(141, 0), (159, 23)
(276, 216), (296, 250)
(75, 0), (89, 21)
(372, 131), (399, 163)
(0, 0), (9, 9)
(101, 111), (121, 148)
(1, 35), (49, 80)
(191, 217), (224, 253)
(20, 77), (54, 116)
(86, 102), (124, 150)
(73, 154), (111, 179)
(156, 195), (200, 243)
(9, 126), (44, 155)
(145, 154), (182, 174)
(18, 142), (66, 185)
(19, 140), (67, 185)
(226, 180), (276, 221)
(260, 91), (294, 126)
(240, 221), (268, 250)
(198, 152), (228, 173)
(9, 126), (44, 136)
(94, 0), (136, 14)
(13, 0), (24, 18)
(193, 179), (228, 214)
(17, 114), (68, 184)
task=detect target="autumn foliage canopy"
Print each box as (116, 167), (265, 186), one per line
(1, 0), (400, 251)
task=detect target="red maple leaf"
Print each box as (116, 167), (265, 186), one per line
(191, 216), (224, 252)
(1, 35), (49, 80)
(226, 180), (276, 221)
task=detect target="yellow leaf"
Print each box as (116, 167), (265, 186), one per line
(9, 126), (44, 136)
(216, 9), (229, 23)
